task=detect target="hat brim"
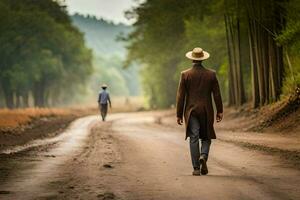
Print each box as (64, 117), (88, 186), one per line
(185, 51), (210, 61)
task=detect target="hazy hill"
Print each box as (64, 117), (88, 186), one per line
(71, 14), (131, 58)
(70, 14), (140, 97)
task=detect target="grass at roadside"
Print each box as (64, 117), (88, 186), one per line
(0, 108), (71, 129)
(0, 107), (99, 133)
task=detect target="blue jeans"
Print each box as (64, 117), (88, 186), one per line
(188, 114), (211, 169)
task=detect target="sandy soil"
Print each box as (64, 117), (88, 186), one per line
(0, 112), (299, 200)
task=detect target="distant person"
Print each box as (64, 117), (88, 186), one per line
(98, 84), (112, 121)
(176, 47), (223, 176)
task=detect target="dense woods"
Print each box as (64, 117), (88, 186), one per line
(0, 0), (92, 108)
(225, 0), (285, 107)
(126, 0), (300, 108)
(1, 0), (299, 109)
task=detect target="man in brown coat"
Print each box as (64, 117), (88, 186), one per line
(176, 47), (223, 176)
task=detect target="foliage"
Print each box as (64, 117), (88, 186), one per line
(0, 0), (93, 108)
(126, 0), (228, 108)
(276, 0), (300, 96)
(127, 0), (299, 108)
(0, 108), (70, 128)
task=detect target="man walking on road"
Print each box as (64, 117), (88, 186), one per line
(98, 84), (112, 121)
(176, 47), (223, 176)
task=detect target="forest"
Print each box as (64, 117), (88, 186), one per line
(125, 0), (300, 108)
(0, 0), (93, 108)
(1, 0), (299, 110)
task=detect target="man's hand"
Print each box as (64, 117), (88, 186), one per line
(216, 113), (223, 122)
(177, 117), (183, 125)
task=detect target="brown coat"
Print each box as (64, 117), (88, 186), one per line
(176, 64), (223, 140)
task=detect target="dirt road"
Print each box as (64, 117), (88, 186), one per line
(0, 112), (299, 200)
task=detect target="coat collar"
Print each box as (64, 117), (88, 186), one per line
(192, 63), (204, 69)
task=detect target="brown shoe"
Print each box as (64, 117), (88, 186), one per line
(192, 168), (201, 176)
(200, 156), (208, 175)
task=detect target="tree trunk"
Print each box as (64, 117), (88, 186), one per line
(224, 15), (236, 106)
(0, 83), (5, 108)
(248, 19), (260, 108)
(33, 81), (46, 107)
(1, 80), (15, 109)
(16, 90), (21, 108)
(225, 12), (246, 107)
(23, 92), (29, 108)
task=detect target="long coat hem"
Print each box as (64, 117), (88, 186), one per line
(184, 107), (217, 140)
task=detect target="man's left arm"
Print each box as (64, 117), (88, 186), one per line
(176, 73), (186, 125)
(212, 72), (223, 122)
(107, 93), (112, 108)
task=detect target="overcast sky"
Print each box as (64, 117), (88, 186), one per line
(65, 0), (140, 24)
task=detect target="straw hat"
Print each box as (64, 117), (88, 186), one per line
(185, 47), (210, 61)
(101, 84), (108, 88)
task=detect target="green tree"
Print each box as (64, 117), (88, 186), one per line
(127, 0), (296, 109)
(126, 0), (228, 108)
(0, 0), (93, 108)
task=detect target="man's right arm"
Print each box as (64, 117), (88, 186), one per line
(176, 73), (186, 125)
(107, 93), (112, 108)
